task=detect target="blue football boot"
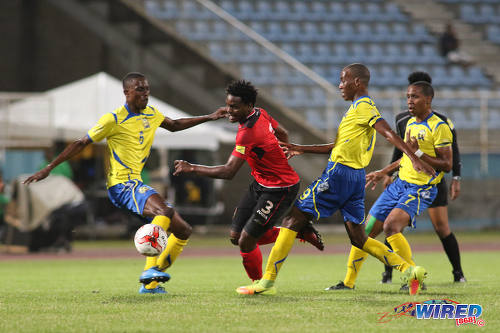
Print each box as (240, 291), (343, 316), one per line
(139, 266), (171, 284)
(139, 285), (167, 294)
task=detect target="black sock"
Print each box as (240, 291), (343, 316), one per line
(440, 233), (463, 274)
(384, 239), (393, 274)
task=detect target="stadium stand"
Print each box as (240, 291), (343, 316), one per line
(145, 0), (498, 130)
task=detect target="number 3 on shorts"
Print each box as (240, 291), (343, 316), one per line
(261, 200), (274, 214)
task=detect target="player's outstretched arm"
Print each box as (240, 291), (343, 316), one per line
(23, 136), (91, 185)
(173, 154), (245, 180)
(373, 119), (435, 176)
(160, 107), (228, 132)
(273, 125), (289, 143)
(365, 159), (401, 190)
(279, 142), (334, 159)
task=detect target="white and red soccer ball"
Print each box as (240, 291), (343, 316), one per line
(134, 224), (168, 256)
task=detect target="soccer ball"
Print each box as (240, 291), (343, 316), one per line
(134, 224), (168, 257)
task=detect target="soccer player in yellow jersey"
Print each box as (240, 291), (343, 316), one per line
(24, 72), (227, 294)
(331, 80), (453, 294)
(236, 63), (435, 296)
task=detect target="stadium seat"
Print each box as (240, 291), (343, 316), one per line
(255, 1), (272, 20)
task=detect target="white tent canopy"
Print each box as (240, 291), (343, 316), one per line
(1, 72), (234, 150)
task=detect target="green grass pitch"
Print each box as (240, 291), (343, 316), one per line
(0, 235), (499, 332)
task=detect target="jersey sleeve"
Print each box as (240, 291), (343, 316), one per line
(87, 112), (116, 142)
(149, 106), (166, 128)
(231, 131), (252, 160)
(260, 109), (279, 129)
(356, 102), (382, 127)
(433, 122), (453, 148)
(446, 118), (455, 131)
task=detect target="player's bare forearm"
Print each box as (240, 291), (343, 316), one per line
(161, 108), (227, 132)
(289, 143), (334, 155)
(173, 155), (244, 180)
(373, 120), (435, 176)
(419, 147), (452, 172)
(24, 136), (90, 184)
(380, 159), (401, 176)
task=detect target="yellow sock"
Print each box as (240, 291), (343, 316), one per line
(343, 246), (368, 288)
(157, 234), (189, 271)
(386, 233), (415, 266)
(362, 237), (411, 273)
(145, 281), (159, 290)
(143, 216), (172, 271)
(152, 215), (171, 231)
(262, 228), (297, 282)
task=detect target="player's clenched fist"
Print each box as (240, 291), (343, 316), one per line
(173, 160), (193, 176)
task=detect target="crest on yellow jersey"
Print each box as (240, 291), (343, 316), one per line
(417, 129), (426, 140)
(142, 118), (150, 129)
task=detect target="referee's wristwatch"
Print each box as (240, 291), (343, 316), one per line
(452, 176), (461, 181)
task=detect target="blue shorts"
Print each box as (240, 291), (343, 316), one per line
(295, 161), (366, 224)
(108, 179), (158, 217)
(369, 178), (437, 228)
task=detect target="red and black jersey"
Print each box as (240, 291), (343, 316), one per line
(232, 108), (300, 188)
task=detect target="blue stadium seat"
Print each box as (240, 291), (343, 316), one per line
(267, 22), (284, 41)
(310, 2), (327, 21)
(467, 67), (491, 86)
(339, 22), (356, 40)
(461, 4), (477, 22)
(238, 0), (254, 20)
(351, 44), (367, 63)
(401, 44), (419, 64)
(249, 21), (265, 35)
(319, 22), (337, 42)
(207, 42), (227, 61)
(487, 25), (500, 44)
(347, 3), (364, 20)
(365, 3), (383, 20)
(392, 23), (408, 41)
(303, 22), (319, 42)
(385, 44), (402, 63)
(284, 22), (301, 41)
(275, 1), (292, 20)
(383, 3), (406, 21)
(412, 24), (435, 42)
(255, 1), (273, 20)
(374, 23), (391, 42)
(333, 44), (350, 63)
(357, 23), (373, 42)
(328, 2), (345, 20)
(292, 1), (309, 21)
(315, 44), (333, 63)
(219, 0), (235, 14)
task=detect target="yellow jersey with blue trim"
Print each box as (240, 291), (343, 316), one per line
(399, 112), (453, 185)
(87, 104), (165, 188)
(329, 96), (382, 169)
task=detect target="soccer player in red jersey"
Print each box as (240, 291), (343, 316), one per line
(174, 80), (322, 291)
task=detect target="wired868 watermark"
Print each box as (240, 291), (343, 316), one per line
(377, 299), (485, 327)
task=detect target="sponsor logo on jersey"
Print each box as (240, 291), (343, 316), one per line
(236, 145), (246, 155)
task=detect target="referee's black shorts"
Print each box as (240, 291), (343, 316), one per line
(429, 178), (448, 208)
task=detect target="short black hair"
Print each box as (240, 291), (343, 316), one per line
(344, 63), (370, 85)
(408, 71), (432, 85)
(122, 72), (146, 89)
(410, 81), (434, 99)
(225, 80), (258, 106)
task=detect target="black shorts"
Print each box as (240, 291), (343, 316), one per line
(429, 178), (448, 208)
(231, 180), (300, 239)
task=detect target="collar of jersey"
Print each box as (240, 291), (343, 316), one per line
(352, 95), (370, 104)
(414, 111), (434, 124)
